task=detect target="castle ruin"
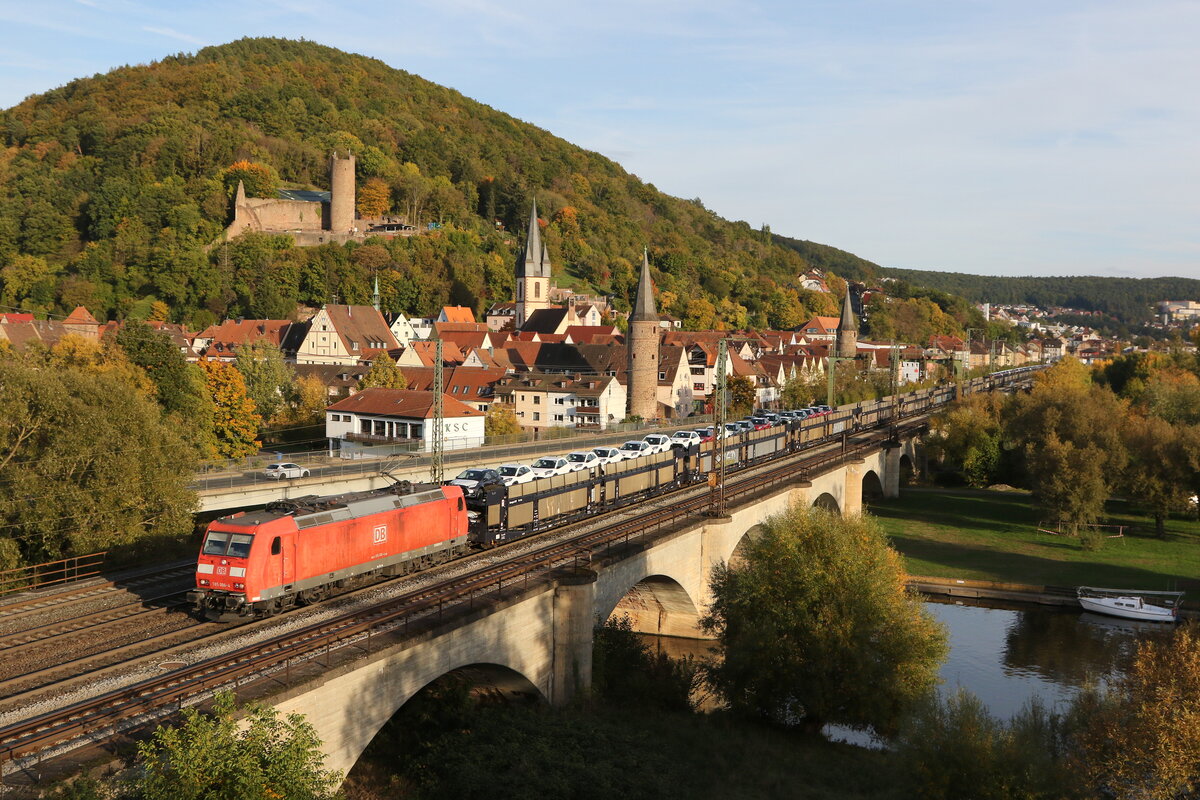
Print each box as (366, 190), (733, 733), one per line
(226, 152), (362, 246)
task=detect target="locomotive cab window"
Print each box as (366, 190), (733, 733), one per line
(226, 534), (255, 559)
(271, 536), (282, 555)
(458, 497), (464, 511)
(202, 532), (230, 556)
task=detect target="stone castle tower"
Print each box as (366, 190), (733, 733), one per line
(515, 201), (551, 327)
(627, 249), (659, 421)
(836, 287), (858, 359)
(329, 151), (356, 233)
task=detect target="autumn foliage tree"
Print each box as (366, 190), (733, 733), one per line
(485, 404), (521, 438)
(199, 358), (262, 458)
(1072, 626), (1200, 800)
(1004, 358), (1128, 538)
(221, 160), (279, 199)
(357, 352), (407, 391)
(702, 505), (947, 734)
(357, 176), (392, 219)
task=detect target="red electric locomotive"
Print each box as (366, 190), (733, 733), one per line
(189, 482), (468, 620)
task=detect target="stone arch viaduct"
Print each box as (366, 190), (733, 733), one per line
(270, 435), (923, 780)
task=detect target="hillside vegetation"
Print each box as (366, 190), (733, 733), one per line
(881, 269), (1200, 325)
(0, 37), (849, 329)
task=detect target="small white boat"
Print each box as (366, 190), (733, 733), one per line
(1076, 587), (1183, 623)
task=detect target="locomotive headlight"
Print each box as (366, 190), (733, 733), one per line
(234, 582), (245, 590)
(199, 579), (210, 586)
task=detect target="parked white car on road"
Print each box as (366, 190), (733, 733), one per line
(264, 462), (310, 480)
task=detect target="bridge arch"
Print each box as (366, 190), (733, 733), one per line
(812, 492), (840, 513)
(862, 469), (884, 500)
(728, 523), (766, 569)
(344, 662), (543, 783)
(899, 453), (916, 486)
(602, 574), (702, 638)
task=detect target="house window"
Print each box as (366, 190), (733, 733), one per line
(555, 397), (566, 405)
(534, 282), (541, 298)
(659, 372), (666, 380)
(533, 412), (541, 421)
(693, 383), (705, 391)
(533, 396), (541, 404)
(517, 411), (525, 418)
(554, 414), (564, 421)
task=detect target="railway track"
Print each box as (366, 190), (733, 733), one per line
(0, 563), (194, 626)
(0, 419), (924, 771)
(0, 370), (1039, 773)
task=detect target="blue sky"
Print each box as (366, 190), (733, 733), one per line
(1, 0), (1197, 279)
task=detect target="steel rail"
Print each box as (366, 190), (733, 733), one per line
(0, 371), (1038, 767)
(0, 592), (191, 662)
(0, 423), (922, 766)
(0, 565), (193, 622)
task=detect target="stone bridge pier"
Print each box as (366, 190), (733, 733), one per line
(268, 432), (923, 784)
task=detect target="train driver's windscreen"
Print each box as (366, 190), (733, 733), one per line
(201, 531), (255, 558)
(227, 534), (254, 558)
(202, 531), (230, 556)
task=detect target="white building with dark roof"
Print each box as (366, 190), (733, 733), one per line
(325, 387), (486, 457)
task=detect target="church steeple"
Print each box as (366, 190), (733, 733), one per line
(515, 201), (551, 327)
(837, 287), (858, 359)
(516, 201), (551, 279)
(630, 248), (658, 323)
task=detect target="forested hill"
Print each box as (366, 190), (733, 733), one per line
(771, 235), (881, 284)
(0, 37), (848, 330)
(880, 268), (1200, 324)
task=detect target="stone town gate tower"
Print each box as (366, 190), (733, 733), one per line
(836, 287), (859, 360)
(627, 250), (659, 421)
(329, 151), (356, 233)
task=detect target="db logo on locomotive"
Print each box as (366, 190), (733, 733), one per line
(372, 524), (388, 544)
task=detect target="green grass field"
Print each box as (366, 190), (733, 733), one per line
(869, 489), (1200, 592)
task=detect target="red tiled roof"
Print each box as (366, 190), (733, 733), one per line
(198, 319), (293, 353)
(327, 387), (484, 418)
(62, 306), (99, 325)
(440, 306), (476, 324)
(404, 340), (465, 366)
(322, 305), (399, 356)
(398, 366), (506, 400)
(564, 325), (620, 344)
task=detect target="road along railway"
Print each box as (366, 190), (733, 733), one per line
(0, 369), (1039, 781)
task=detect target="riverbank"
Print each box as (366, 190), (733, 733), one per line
(343, 704), (905, 800)
(872, 489), (1200, 594)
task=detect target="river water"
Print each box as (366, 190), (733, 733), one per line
(924, 597), (1170, 717)
(642, 597), (1171, 740)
